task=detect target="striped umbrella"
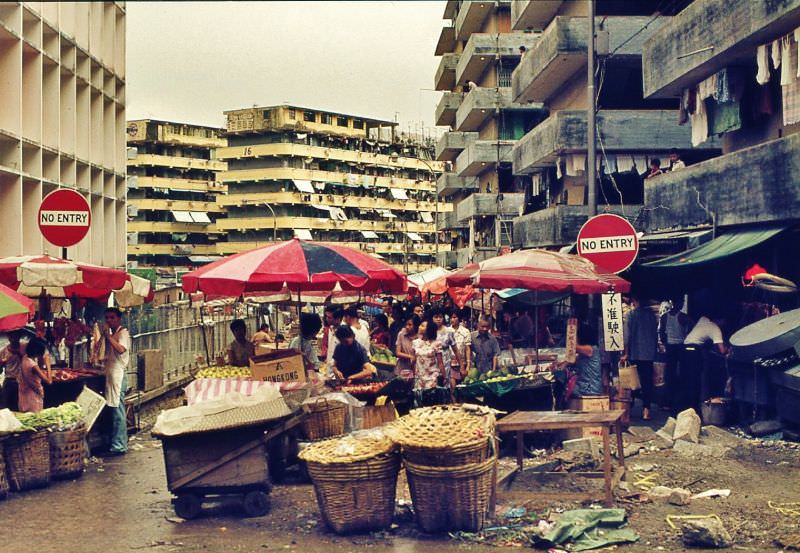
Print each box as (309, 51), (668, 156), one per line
(181, 239), (407, 298)
(447, 249), (630, 294)
(0, 282), (34, 331)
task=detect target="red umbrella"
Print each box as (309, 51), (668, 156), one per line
(0, 255), (131, 299)
(0, 282), (35, 331)
(181, 239), (407, 298)
(446, 249), (630, 294)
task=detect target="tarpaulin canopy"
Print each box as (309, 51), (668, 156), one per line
(0, 282), (34, 331)
(642, 225), (787, 269)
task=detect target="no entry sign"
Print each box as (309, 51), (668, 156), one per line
(577, 214), (639, 274)
(38, 189), (91, 248)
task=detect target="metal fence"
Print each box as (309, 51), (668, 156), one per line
(125, 301), (259, 389)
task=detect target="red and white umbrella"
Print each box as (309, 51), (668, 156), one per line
(0, 255), (147, 301)
(182, 239), (407, 299)
(0, 282), (35, 331)
(447, 249), (631, 295)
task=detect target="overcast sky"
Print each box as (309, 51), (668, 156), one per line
(126, 1), (445, 135)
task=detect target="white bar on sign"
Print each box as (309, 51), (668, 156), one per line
(39, 210), (89, 226)
(579, 235), (636, 253)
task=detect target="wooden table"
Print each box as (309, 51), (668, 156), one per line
(496, 410), (626, 506)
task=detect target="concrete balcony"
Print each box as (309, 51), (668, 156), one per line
(434, 53), (460, 91)
(435, 26), (456, 56)
(513, 110), (697, 174)
(436, 131), (478, 162)
(435, 92), (463, 127)
(438, 209), (468, 230)
(512, 16), (666, 104)
(437, 172), (478, 196)
(456, 140), (515, 177)
(437, 250), (458, 269)
(455, 1), (509, 41)
(455, 87), (515, 131)
(644, 133), (800, 232)
(642, 0), (800, 98)
(512, 205), (640, 248)
(456, 193), (524, 222)
(455, 32), (539, 86)
(512, 0), (564, 31)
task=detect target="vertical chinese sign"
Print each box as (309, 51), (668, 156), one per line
(601, 292), (624, 351)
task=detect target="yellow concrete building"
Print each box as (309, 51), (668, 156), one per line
(434, 0), (544, 268)
(126, 119), (227, 276)
(0, 2), (127, 266)
(217, 105), (449, 274)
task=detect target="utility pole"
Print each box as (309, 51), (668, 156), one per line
(587, 0), (597, 217)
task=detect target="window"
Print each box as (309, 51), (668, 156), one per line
(498, 65), (514, 88)
(321, 113), (333, 125)
(337, 116), (348, 127)
(352, 119), (365, 130)
(303, 111), (315, 123)
(287, 109), (296, 120)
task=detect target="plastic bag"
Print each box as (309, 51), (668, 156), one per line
(304, 392), (365, 432)
(0, 408), (23, 433)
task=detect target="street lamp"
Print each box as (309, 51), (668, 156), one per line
(262, 202), (277, 241)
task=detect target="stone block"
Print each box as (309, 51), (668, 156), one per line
(563, 437), (600, 457)
(655, 429), (675, 448)
(627, 425), (660, 444)
(673, 440), (727, 458)
(674, 409), (701, 443)
(748, 419), (783, 437)
(681, 518), (732, 549)
(668, 488), (692, 506)
(647, 485), (673, 500)
(660, 416), (677, 436)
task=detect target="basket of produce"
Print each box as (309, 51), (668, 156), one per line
(386, 404), (495, 467)
(299, 431), (400, 534)
(370, 346), (398, 373)
(301, 397), (347, 441)
(405, 456), (496, 533)
(194, 365), (253, 378)
(4, 430), (50, 491)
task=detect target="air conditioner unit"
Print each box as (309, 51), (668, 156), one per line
(127, 176), (138, 189)
(127, 232), (138, 245)
(126, 204), (139, 217)
(126, 147), (138, 160)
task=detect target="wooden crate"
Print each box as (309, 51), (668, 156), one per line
(137, 349), (164, 392)
(362, 402), (397, 430)
(564, 395), (610, 441)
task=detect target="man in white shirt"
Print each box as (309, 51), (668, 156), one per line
(448, 311), (472, 378)
(684, 316), (727, 355)
(102, 307), (131, 455)
(679, 314), (727, 415)
(344, 306), (370, 352)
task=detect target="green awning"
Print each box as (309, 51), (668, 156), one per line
(642, 226), (787, 269)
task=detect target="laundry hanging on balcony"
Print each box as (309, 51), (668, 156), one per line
(292, 179), (315, 193)
(405, 232), (424, 242)
(419, 212), (434, 223)
(389, 188), (408, 200)
(360, 230), (379, 239)
(294, 229), (313, 240)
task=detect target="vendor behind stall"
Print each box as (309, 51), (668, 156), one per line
(102, 307), (131, 455)
(227, 319), (255, 367)
(290, 313), (322, 376)
(471, 316), (500, 376)
(331, 325), (377, 383)
(571, 324), (603, 397)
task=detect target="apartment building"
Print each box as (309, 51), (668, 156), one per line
(0, 2), (127, 266)
(508, 0), (717, 252)
(434, 0), (545, 268)
(216, 105), (447, 274)
(640, 0), (800, 237)
(126, 119), (227, 275)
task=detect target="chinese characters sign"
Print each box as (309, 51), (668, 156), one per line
(602, 292), (624, 352)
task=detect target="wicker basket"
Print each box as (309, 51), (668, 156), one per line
(0, 444), (8, 499)
(49, 425), (87, 479)
(306, 453), (400, 534)
(405, 456), (496, 533)
(4, 430), (50, 492)
(301, 398), (347, 441)
(403, 439), (493, 467)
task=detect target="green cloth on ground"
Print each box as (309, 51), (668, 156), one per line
(539, 508), (639, 552)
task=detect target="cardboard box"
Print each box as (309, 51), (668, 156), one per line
(75, 385), (106, 432)
(249, 349), (306, 384)
(564, 395), (610, 441)
(137, 349), (164, 392)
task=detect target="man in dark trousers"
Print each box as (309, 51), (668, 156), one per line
(622, 297), (658, 420)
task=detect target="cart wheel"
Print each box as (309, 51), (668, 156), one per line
(174, 494), (202, 520)
(242, 491), (271, 517)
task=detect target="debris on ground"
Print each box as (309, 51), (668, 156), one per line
(534, 508), (639, 551)
(748, 419), (783, 437)
(674, 408), (702, 443)
(680, 518), (733, 549)
(691, 489), (731, 500)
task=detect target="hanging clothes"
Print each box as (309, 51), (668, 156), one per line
(783, 36), (800, 125)
(781, 36), (794, 86)
(708, 99), (742, 135)
(772, 38), (782, 69)
(615, 155), (634, 173)
(556, 157), (563, 180)
(795, 29), (800, 77)
(757, 43), (771, 84)
(690, 97), (709, 146)
(678, 89), (690, 125)
(698, 73), (717, 100)
(570, 154), (586, 176)
(715, 68), (732, 103)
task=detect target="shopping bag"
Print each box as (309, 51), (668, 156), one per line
(618, 361), (641, 391)
(653, 361), (666, 387)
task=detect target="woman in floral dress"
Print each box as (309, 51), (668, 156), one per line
(412, 321), (446, 405)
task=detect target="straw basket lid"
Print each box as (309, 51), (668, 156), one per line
(385, 404), (496, 449)
(299, 432), (396, 464)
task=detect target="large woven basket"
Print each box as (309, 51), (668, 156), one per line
(300, 433), (400, 534)
(301, 398), (347, 441)
(4, 430), (50, 492)
(0, 443), (8, 499)
(405, 456), (496, 533)
(49, 425), (87, 479)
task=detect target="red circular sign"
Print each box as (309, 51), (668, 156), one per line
(38, 189), (92, 247)
(577, 214), (639, 274)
